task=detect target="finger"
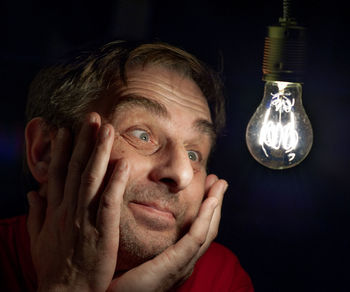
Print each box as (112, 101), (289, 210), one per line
(181, 196), (218, 253)
(204, 179), (228, 245)
(180, 182), (227, 277)
(159, 196), (218, 268)
(205, 174), (218, 195)
(84, 160), (130, 289)
(27, 191), (46, 243)
(173, 181), (227, 268)
(96, 159), (129, 237)
(61, 113), (101, 213)
(206, 179), (227, 204)
(76, 124), (115, 222)
(47, 127), (71, 207)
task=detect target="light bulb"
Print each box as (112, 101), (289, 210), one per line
(245, 0), (313, 169)
(246, 80), (313, 169)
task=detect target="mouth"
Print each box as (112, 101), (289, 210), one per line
(131, 201), (175, 218)
(128, 201), (176, 230)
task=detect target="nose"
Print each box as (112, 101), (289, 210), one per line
(149, 143), (194, 193)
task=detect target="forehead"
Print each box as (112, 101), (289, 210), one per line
(116, 65), (212, 121)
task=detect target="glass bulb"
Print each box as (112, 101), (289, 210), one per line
(246, 81), (313, 169)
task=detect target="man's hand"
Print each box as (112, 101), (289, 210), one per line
(109, 175), (228, 292)
(27, 112), (130, 292)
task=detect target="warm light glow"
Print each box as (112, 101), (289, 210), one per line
(246, 81), (313, 169)
(259, 82), (299, 161)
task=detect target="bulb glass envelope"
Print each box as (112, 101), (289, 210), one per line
(246, 81), (313, 169)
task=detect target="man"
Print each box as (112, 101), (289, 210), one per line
(0, 41), (254, 291)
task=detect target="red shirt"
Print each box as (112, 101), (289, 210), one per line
(0, 215), (254, 291)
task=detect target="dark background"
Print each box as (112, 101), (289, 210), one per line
(1, 0), (349, 291)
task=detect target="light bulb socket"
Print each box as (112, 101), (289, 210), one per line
(262, 24), (306, 83)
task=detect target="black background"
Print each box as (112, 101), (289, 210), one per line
(1, 0), (349, 291)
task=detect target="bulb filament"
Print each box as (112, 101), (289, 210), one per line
(259, 88), (299, 161)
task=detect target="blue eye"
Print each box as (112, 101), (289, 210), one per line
(131, 129), (150, 142)
(187, 150), (199, 162)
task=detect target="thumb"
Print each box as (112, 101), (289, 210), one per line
(26, 191), (45, 243)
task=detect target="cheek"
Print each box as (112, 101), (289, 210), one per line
(109, 136), (151, 180)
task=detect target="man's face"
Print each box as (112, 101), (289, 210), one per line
(100, 65), (214, 269)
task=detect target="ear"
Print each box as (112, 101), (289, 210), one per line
(25, 118), (56, 184)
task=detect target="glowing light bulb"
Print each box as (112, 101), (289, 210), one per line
(246, 0), (313, 169)
(246, 80), (313, 169)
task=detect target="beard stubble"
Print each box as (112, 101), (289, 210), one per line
(116, 182), (188, 271)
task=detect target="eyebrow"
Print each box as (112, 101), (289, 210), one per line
(113, 94), (216, 143)
(194, 119), (216, 143)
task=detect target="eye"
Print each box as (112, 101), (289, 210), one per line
(130, 129), (150, 142)
(187, 150), (200, 162)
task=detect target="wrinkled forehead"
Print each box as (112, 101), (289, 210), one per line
(90, 64), (213, 131)
(119, 64), (212, 120)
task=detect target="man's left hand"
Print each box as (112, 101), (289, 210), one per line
(109, 174), (228, 292)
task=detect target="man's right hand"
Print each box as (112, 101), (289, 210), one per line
(27, 112), (130, 292)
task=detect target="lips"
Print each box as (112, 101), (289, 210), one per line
(131, 201), (175, 217)
(129, 200), (176, 230)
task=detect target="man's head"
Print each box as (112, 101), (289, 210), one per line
(24, 40), (226, 270)
(26, 41), (225, 135)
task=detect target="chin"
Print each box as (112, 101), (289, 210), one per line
(116, 219), (180, 271)
(115, 182), (193, 271)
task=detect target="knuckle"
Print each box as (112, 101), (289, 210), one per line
(79, 228), (99, 248)
(68, 159), (84, 175)
(81, 228), (98, 241)
(74, 217), (98, 242)
(100, 194), (118, 209)
(81, 170), (99, 187)
(190, 233), (206, 248)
